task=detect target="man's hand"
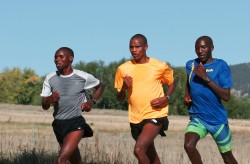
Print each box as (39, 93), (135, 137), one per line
(42, 91), (60, 110)
(81, 100), (94, 112)
(150, 96), (168, 109)
(122, 75), (133, 91)
(194, 62), (207, 80)
(49, 91), (60, 104)
(184, 95), (192, 109)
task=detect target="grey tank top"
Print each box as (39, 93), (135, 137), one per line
(41, 69), (100, 120)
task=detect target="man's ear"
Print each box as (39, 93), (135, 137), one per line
(211, 45), (214, 51)
(145, 44), (148, 51)
(69, 55), (74, 63)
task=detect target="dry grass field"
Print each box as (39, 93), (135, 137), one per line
(0, 103), (250, 164)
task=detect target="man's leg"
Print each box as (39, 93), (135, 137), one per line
(146, 142), (160, 164)
(184, 132), (203, 164)
(211, 124), (238, 164)
(221, 151), (238, 164)
(69, 147), (84, 164)
(134, 123), (162, 164)
(56, 130), (84, 164)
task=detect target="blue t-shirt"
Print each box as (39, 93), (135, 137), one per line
(186, 58), (233, 125)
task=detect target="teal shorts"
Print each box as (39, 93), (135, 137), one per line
(185, 117), (232, 153)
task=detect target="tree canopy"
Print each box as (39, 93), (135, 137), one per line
(0, 60), (249, 119)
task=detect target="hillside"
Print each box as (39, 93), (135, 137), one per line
(230, 62), (250, 98)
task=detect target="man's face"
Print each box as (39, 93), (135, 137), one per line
(129, 38), (148, 63)
(54, 50), (73, 71)
(195, 38), (214, 64)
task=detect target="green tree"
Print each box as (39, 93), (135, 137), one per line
(74, 58), (128, 110)
(1, 61), (250, 119)
(17, 68), (41, 104)
(0, 67), (23, 103)
(225, 96), (250, 119)
(168, 66), (188, 115)
(100, 59), (128, 110)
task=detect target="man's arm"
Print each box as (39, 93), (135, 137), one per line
(184, 76), (192, 107)
(194, 63), (230, 101)
(150, 80), (176, 108)
(206, 81), (231, 101)
(82, 81), (105, 112)
(116, 75), (133, 102)
(92, 81), (105, 101)
(41, 91), (60, 110)
(116, 87), (127, 102)
(165, 81), (175, 98)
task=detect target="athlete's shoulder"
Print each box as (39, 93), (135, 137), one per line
(73, 69), (91, 79)
(121, 60), (134, 66)
(150, 57), (163, 64)
(186, 58), (198, 67)
(118, 60), (134, 69)
(149, 57), (168, 66)
(45, 71), (58, 80)
(214, 58), (228, 64)
(213, 58), (230, 68)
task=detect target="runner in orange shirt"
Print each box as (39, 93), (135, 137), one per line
(114, 34), (175, 164)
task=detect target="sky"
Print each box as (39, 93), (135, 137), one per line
(1, 1), (249, 76)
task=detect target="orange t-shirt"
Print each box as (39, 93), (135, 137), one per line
(114, 58), (174, 123)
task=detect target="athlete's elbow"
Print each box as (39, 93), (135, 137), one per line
(116, 94), (125, 102)
(117, 96), (125, 102)
(223, 95), (230, 102)
(42, 104), (50, 110)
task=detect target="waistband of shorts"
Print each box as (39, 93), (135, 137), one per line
(130, 116), (168, 125)
(53, 115), (83, 123)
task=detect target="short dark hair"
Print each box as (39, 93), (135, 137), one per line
(131, 34), (148, 45)
(56, 47), (74, 57)
(196, 36), (213, 46)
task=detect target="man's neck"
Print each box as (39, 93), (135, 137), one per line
(59, 67), (73, 75)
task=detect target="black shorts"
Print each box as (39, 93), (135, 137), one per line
(130, 117), (169, 140)
(52, 115), (93, 144)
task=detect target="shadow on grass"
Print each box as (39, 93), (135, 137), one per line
(0, 148), (115, 164)
(0, 149), (56, 164)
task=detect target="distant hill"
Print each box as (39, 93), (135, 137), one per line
(230, 62), (250, 98)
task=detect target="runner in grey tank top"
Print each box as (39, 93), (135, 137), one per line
(41, 69), (100, 119)
(41, 47), (105, 164)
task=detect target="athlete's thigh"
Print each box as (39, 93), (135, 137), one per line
(209, 124), (233, 153)
(185, 117), (208, 139)
(136, 123), (162, 148)
(185, 118), (208, 146)
(59, 130), (84, 157)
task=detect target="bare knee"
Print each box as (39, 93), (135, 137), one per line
(184, 142), (197, 155)
(134, 143), (145, 158)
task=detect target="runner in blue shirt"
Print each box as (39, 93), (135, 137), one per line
(184, 36), (238, 164)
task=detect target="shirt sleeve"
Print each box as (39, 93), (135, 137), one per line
(40, 76), (52, 97)
(114, 67), (124, 92)
(161, 63), (174, 85)
(218, 61), (233, 88)
(84, 73), (100, 90)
